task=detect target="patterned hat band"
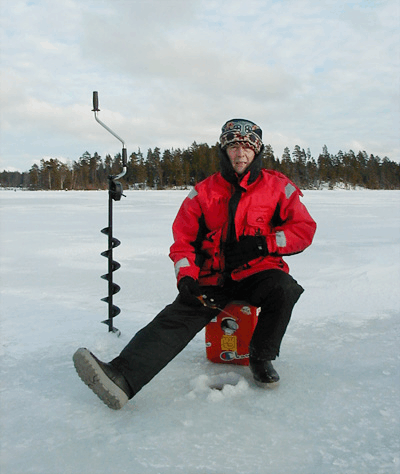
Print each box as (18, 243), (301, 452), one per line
(219, 119), (263, 154)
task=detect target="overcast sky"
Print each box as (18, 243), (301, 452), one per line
(1, 0), (399, 172)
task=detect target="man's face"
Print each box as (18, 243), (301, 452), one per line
(226, 142), (256, 175)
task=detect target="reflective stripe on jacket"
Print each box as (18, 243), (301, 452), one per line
(169, 169), (316, 286)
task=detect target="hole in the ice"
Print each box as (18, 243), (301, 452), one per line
(207, 372), (241, 390)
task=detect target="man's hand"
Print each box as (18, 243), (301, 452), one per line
(224, 235), (268, 271)
(178, 276), (202, 306)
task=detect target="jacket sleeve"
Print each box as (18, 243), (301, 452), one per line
(169, 189), (204, 284)
(266, 181), (316, 256)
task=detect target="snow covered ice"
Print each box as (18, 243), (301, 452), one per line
(0, 189), (399, 474)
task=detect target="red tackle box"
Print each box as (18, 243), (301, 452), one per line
(205, 301), (259, 366)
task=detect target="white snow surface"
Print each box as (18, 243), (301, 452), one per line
(0, 189), (399, 474)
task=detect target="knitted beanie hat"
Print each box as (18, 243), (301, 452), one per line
(219, 118), (263, 154)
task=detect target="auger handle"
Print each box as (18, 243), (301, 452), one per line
(92, 91), (100, 112)
(92, 91), (126, 148)
(91, 91), (127, 181)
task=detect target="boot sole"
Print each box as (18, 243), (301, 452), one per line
(73, 348), (128, 410)
(254, 379), (280, 389)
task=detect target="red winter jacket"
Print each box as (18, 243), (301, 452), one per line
(169, 169), (316, 287)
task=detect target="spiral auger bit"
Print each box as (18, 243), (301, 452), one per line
(92, 91), (127, 336)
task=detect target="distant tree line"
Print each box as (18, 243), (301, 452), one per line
(1, 143), (399, 190)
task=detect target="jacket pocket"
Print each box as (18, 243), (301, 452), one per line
(246, 207), (272, 234)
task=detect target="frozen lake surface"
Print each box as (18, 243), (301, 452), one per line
(0, 189), (399, 474)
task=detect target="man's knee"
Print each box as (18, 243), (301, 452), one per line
(247, 270), (304, 308)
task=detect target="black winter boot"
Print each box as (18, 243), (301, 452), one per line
(73, 348), (133, 410)
(249, 357), (280, 387)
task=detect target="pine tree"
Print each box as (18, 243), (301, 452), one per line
(88, 152), (102, 189)
(281, 147), (292, 178)
(146, 148), (162, 188)
(365, 154), (380, 189)
(317, 145), (334, 187)
(161, 148), (174, 187)
(29, 164), (40, 189)
(262, 144), (277, 170)
(104, 154), (113, 177)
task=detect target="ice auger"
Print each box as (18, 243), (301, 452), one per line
(92, 91), (127, 335)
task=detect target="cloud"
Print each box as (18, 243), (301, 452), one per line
(0, 0), (399, 171)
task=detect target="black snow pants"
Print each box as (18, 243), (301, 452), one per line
(111, 269), (303, 397)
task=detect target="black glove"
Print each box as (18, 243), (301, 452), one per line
(178, 276), (202, 306)
(224, 235), (268, 271)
